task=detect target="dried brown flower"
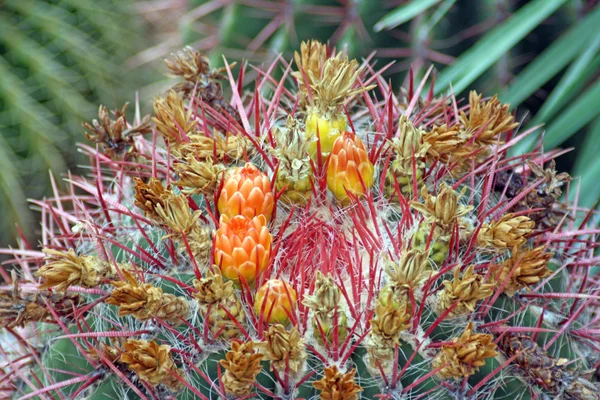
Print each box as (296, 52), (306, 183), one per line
(166, 46), (212, 82)
(385, 116), (430, 196)
(133, 177), (170, 221)
(193, 269), (234, 305)
(411, 183), (473, 231)
(258, 324), (306, 375)
(384, 249), (431, 290)
(302, 271), (341, 315)
(496, 246), (553, 296)
(370, 293), (411, 342)
(272, 117), (313, 204)
(193, 269), (244, 339)
(309, 55), (373, 115)
(432, 322), (498, 380)
(436, 265), (494, 317)
(313, 365), (363, 400)
(220, 341), (264, 396)
(107, 271), (189, 325)
(387, 116), (430, 170)
(173, 156), (227, 195)
(165, 47), (240, 120)
(155, 193), (201, 237)
(36, 249), (111, 292)
(174, 133), (251, 161)
(83, 103), (151, 159)
(153, 192), (211, 263)
(478, 213), (534, 249)
(498, 333), (599, 399)
(293, 40), (373, 115)
(293, 40), (327, 91)
(153, 90), (198, 144)
(459, 91), (518, 146)
(303, 271), (348, 345)
(423, 124), (464, 164)
(120, 339), (184, 391)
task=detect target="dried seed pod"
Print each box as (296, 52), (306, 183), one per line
(515, 160), (571, 228)
(220, 341), (264, 397)
(411, 183), (473, 232)
(193, 269), (245, 339)
(303, 272), (348, 345)
(313, 365), (363, 400)
(493, 168), (524, 198)
(36, 249), (112, 291)
(257, 324), (306, 376)
(435, 265), (494, 318)
(432, 322), (497, 380)
(459, 91), (518, 146)
(153, 90), (198, 144)
(120, 339), (184, 391)
(496, 245), (553, 296)
(173, 156), (227, 196)
(477, 213), (534, 249)
(107, 271), (190, 325)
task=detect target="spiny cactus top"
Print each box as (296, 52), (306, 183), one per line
(2, 42), (599, 400)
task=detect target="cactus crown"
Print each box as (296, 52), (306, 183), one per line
(2, 42), (599, 400)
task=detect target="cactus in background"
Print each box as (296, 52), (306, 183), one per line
(1, 42), (599, 400)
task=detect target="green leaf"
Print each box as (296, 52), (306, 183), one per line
(571, 117), (600, 208)
(434, 0), (568, 95)
(532, 38), (600, 127)
(542, 79), (600, 149)
(499, 6), (600, 108)
(375, 0), (441, 31)
(510, 41), (600, 155)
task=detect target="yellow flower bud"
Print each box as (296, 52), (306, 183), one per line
(327, 132), (374, 203)
(254, 279), (297, 325)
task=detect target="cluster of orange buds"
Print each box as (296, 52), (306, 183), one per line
(214, 162), (274, 286)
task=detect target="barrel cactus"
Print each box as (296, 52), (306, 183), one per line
(2, 41), (600, 400)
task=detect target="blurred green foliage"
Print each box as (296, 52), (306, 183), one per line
(166, 0), (599, 207)
(0, 0), (146, 249)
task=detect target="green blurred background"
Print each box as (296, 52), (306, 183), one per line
(1, 0), (598, 251)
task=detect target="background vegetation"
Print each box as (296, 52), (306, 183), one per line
(1, 0), (598, 251)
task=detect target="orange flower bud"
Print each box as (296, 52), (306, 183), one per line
(214, 215), (272, 285)
(327, 132), (374, 203)
(218, 163), (274, 220)
(254, 279), (297, 324)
